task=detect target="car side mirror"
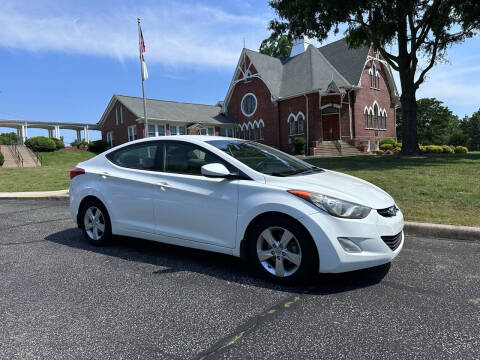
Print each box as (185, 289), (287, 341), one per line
(201, 163), (230, 178)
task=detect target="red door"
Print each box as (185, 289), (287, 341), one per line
(322, 115), (340, 140)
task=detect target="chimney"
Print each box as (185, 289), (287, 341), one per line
(290, 35), (312, 57)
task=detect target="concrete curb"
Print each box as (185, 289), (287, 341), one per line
(0, 190), (69, 200)
(404, 221), (480, 242)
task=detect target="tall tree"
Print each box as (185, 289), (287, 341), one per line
(259, 33), (293, 59)
(267, 0), (480, 155)
(397, 98), (459, 145)
(460, 109), (480, 150)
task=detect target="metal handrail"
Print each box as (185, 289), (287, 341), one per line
(333, 139), (342, 153)
(8, 141), (23, 167)
(24, 142), (42, 166)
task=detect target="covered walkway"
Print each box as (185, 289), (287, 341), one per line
(0, 119), (101, 144)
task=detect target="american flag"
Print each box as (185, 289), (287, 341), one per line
(139, 26), (148, 80)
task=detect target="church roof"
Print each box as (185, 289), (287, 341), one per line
(99, 95), (236, 126)
(318, 39), (370, 86)
(238, 39), (370, 99)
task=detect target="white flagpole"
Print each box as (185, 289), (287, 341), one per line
(137, 18), (148, 137)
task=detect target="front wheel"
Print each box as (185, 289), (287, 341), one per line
(247, 216), (318, 284)
(80, 199), (112, 246)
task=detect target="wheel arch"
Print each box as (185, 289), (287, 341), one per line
(76, 195), (109, 228)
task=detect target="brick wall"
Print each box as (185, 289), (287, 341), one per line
(101, 100), (143, 146)
(352, 50), (397, 150)
(226, 60), (279, 148)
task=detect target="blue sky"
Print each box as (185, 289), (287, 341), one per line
(1, 0), (479, 144)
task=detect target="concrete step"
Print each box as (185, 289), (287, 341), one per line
(0, 146), (19, 167)
(310, 141), (365, 157)
(0, 145), (40, 167)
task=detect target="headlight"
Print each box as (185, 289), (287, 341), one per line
(288, 190), (371, 219)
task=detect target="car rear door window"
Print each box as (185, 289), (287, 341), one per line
(163, 141), (228, 175)
(107, 142), (160, 171)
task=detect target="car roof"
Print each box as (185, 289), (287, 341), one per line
(130, 135), (238, 144)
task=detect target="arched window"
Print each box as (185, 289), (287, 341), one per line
(258, 121), (264, 140)
(254, 122), (260, 140)
(364, 109), (368, 128)
(297, 113), (305, 134)
(368, 110), (373, 128)
(249, 124), (254, 140)
(288, 114), (296, 135)
(374, 104), (379, 129)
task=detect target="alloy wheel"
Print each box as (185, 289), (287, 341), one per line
(83, 206), (106, 241)
(256, 226), (302, 277)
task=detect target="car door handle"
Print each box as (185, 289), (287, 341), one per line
(156, 182), (171, 190)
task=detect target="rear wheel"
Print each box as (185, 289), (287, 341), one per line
(80, 199), (112, 246)
(247, 216), (317, 284)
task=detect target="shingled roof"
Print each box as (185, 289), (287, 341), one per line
(318, 39), (370, 86)
(236, 39), (369, 101)
(100, 95), (236, 126)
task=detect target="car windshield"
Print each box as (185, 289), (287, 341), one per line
(207, 140), (323, 177)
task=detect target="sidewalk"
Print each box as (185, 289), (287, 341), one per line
(0, 189), (69, 199)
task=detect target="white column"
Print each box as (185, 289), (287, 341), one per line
(76, 129), (81, 141)
(84, 126), (89, 142)
(48, 128), (53, 138)
(20, 125), (27, 144)
(54, 126), (60, 139)
(16, 128), (22, 144)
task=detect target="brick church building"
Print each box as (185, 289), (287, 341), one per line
(99, 38), (399, 154)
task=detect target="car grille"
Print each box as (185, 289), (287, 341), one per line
(381, 232), (402, 251)
(378, 205), (399, 217)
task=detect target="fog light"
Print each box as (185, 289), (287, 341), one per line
(337, 237), (362, 253)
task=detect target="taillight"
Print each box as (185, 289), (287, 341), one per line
(70, 167), (85, 180)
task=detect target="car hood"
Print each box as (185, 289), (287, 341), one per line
(265, 170), (395, 209)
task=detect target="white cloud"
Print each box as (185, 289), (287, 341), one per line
(0, 1), (271, 68)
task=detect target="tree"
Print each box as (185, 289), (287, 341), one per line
(460, 109), (480, 150)
(267, 0), (480, 155)
(259, 33), (293, 59)
(0, 132), (19, 145)
(397, 98), (459, 145)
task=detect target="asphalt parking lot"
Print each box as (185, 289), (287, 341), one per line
(1, 199), (479, 359)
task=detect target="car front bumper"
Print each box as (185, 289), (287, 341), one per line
(298, 207), (404, 273)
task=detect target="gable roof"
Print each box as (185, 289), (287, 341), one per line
(224, 39), (367, 106)
(318, 39), (370, 86)
(280, 45), (350, 97)
(99, 95), (236, 126)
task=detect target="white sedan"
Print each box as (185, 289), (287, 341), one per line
(69, 136), (403, 283)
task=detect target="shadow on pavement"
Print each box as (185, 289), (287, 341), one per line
(46, 228), (390, 295)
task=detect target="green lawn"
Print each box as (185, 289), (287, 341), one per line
(306, 152), (480, 227)
(0, 150), (95, 192)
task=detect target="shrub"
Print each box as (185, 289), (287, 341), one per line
(52, 137), (65, 150)
(0, 132), (19, 145)
(449, 130), (471, 147)
(25, 136), (56, 152)
(71, 139), (88, 149)
(424, 145), (443, 153)
(441, 145), (454, 154)
(379, 137), (397, 147)
(293, 136), (306, 155)
(0, 151), (4, 166)
(375, 150), (385, 155)
(396, 142), (402, 148)
(384, 149), (394, 155)
(454, 146), (468, 154)
(393, 147), (402, 154)
(380, 143), (394, 151)
(88, 140), (110, 154)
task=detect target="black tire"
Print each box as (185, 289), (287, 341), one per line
(80, 198), (112, 246)
(246, 215), (318, 284)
